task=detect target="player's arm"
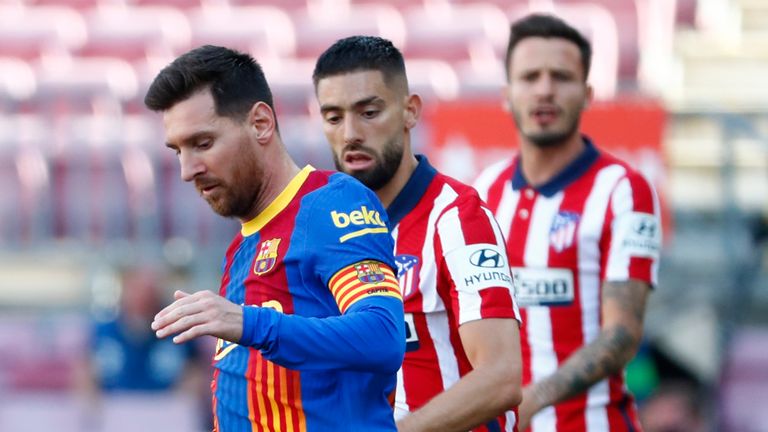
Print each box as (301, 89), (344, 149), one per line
(519, 172), (661, 429)
(151, 274), (405, 373)
(517, 279), (650, 429)
(397, 318), (522, 432)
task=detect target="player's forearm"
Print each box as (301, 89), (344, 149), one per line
(240, 296), (405, 372)
(397, 362), (520, 432)
(526, 324), (640, 411)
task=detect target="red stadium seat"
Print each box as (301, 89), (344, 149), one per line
(186, 4), (296, 60)
(0, 58), (37, 103)
(76, 4), (191, 60)
(0, 5), (87, 59)
(32, 55), (139, 106)
(291, 3), (406, 58)
(402, 2), (510, 62)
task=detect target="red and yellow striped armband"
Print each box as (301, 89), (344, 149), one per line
(329, 260), (401, 313)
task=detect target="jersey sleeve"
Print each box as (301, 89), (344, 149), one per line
(436, 193), (521, 326)
(603, 170), (662, 286)
(239, 174), (405, 372)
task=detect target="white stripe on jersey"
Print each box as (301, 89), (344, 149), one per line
(426, 311), (461, 390)
(473, 158), (511, 201)
(395, 367), (408, 420)
(578, 165), (625, 432)
(526, 193), (564, 432)
(438, 206), (484, 324)
(493, 179), (519, 240)
(418, 184), (458, 313)
(606, 176), (634, 281)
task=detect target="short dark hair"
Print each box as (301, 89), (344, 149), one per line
(312, 35), (407, 90)
(505, 14), (592, 81)
(144, 45), (276, 122)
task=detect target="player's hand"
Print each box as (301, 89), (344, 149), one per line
(151, 290), (243, 344)
(517, 385), (543, 432)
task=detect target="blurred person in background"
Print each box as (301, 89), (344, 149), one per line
(313, 35), (523, 432)
(145, 45), (405, 431)
(473, 14), (662, 431)
(639, 381), (705, 432)
(75, 264), (210, 430)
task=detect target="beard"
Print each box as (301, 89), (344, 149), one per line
(197, 142), (262, 219)
(333, 138), (404, 191)
(512, 105), (581, 149)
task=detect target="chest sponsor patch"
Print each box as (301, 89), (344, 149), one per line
(330, 205), (389, 243)
(511, 267), (575, 307)
(445, 243), (515, 293)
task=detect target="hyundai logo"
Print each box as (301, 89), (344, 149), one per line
(469, 249), (505, 268)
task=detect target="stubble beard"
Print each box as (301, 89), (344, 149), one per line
(334, 138), (404, 191)
(203, 144), (262, 220)
(513, 107), (582, 149)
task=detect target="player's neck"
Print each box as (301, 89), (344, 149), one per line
(241, 147), (300, 223)
(375, 151), (419, 208)
(519, 133), (585, 187)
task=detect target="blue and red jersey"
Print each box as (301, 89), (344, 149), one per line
(212, 166), (405, 432)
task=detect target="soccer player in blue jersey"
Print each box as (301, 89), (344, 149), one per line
(145, 45), (405, 432)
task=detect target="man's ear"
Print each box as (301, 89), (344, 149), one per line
(248, 101), (276, 143)
(404, 93), (422, 130)
(584, 83), (594, 110)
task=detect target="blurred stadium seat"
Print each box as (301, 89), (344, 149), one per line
(401, 2), (509, 62)
(0, 4), (87, 59)
(76, 4), (191, 60)
(186, 4), (296, 60)
(291, 2), (406, 58)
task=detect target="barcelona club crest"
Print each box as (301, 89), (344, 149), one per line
(355, 261), (386, 284)
(254, 238), (281, 275)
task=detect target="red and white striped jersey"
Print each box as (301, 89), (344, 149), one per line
(473, 138), (661, 432)
(390, 156), (521, 432)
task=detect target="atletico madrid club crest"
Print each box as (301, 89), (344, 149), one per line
(549, 211), (580, 252)
(254, 238), (281, 275)
(355, 261), (386, 284)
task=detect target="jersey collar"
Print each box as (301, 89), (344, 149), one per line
(386, 154), (437, 227)
(511, 135), (599, 197)
(241, 165), (315, 236)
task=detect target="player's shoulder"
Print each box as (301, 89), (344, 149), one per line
(301, 169), (388, 227)
(595, 151), (653, 189)
(473, 156), (516, 194)
(430, 170), (494, 223)
(304, 170), (380, 205)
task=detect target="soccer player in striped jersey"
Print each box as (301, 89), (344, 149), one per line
(145, 45), (405, 432)
(313, 36), (523, 432)
(473, 14), (662, 432)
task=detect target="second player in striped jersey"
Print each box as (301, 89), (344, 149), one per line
(474, 14), (662, 432)
(313, 36), (523, 432)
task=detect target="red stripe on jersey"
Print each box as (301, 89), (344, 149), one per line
(547, 163), (598, 431)
(401, 311), (447, 407)
(479, 288), (515, 319)
(486, 162), (516, 211)
(624, 168), (656, 214)
(212, 368), (220, 432)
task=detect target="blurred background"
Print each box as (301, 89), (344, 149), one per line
(0, 0), (766, 430)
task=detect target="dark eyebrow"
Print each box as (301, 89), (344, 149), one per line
(320, 96), (383, 114)
(165, 131), (211, 149)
